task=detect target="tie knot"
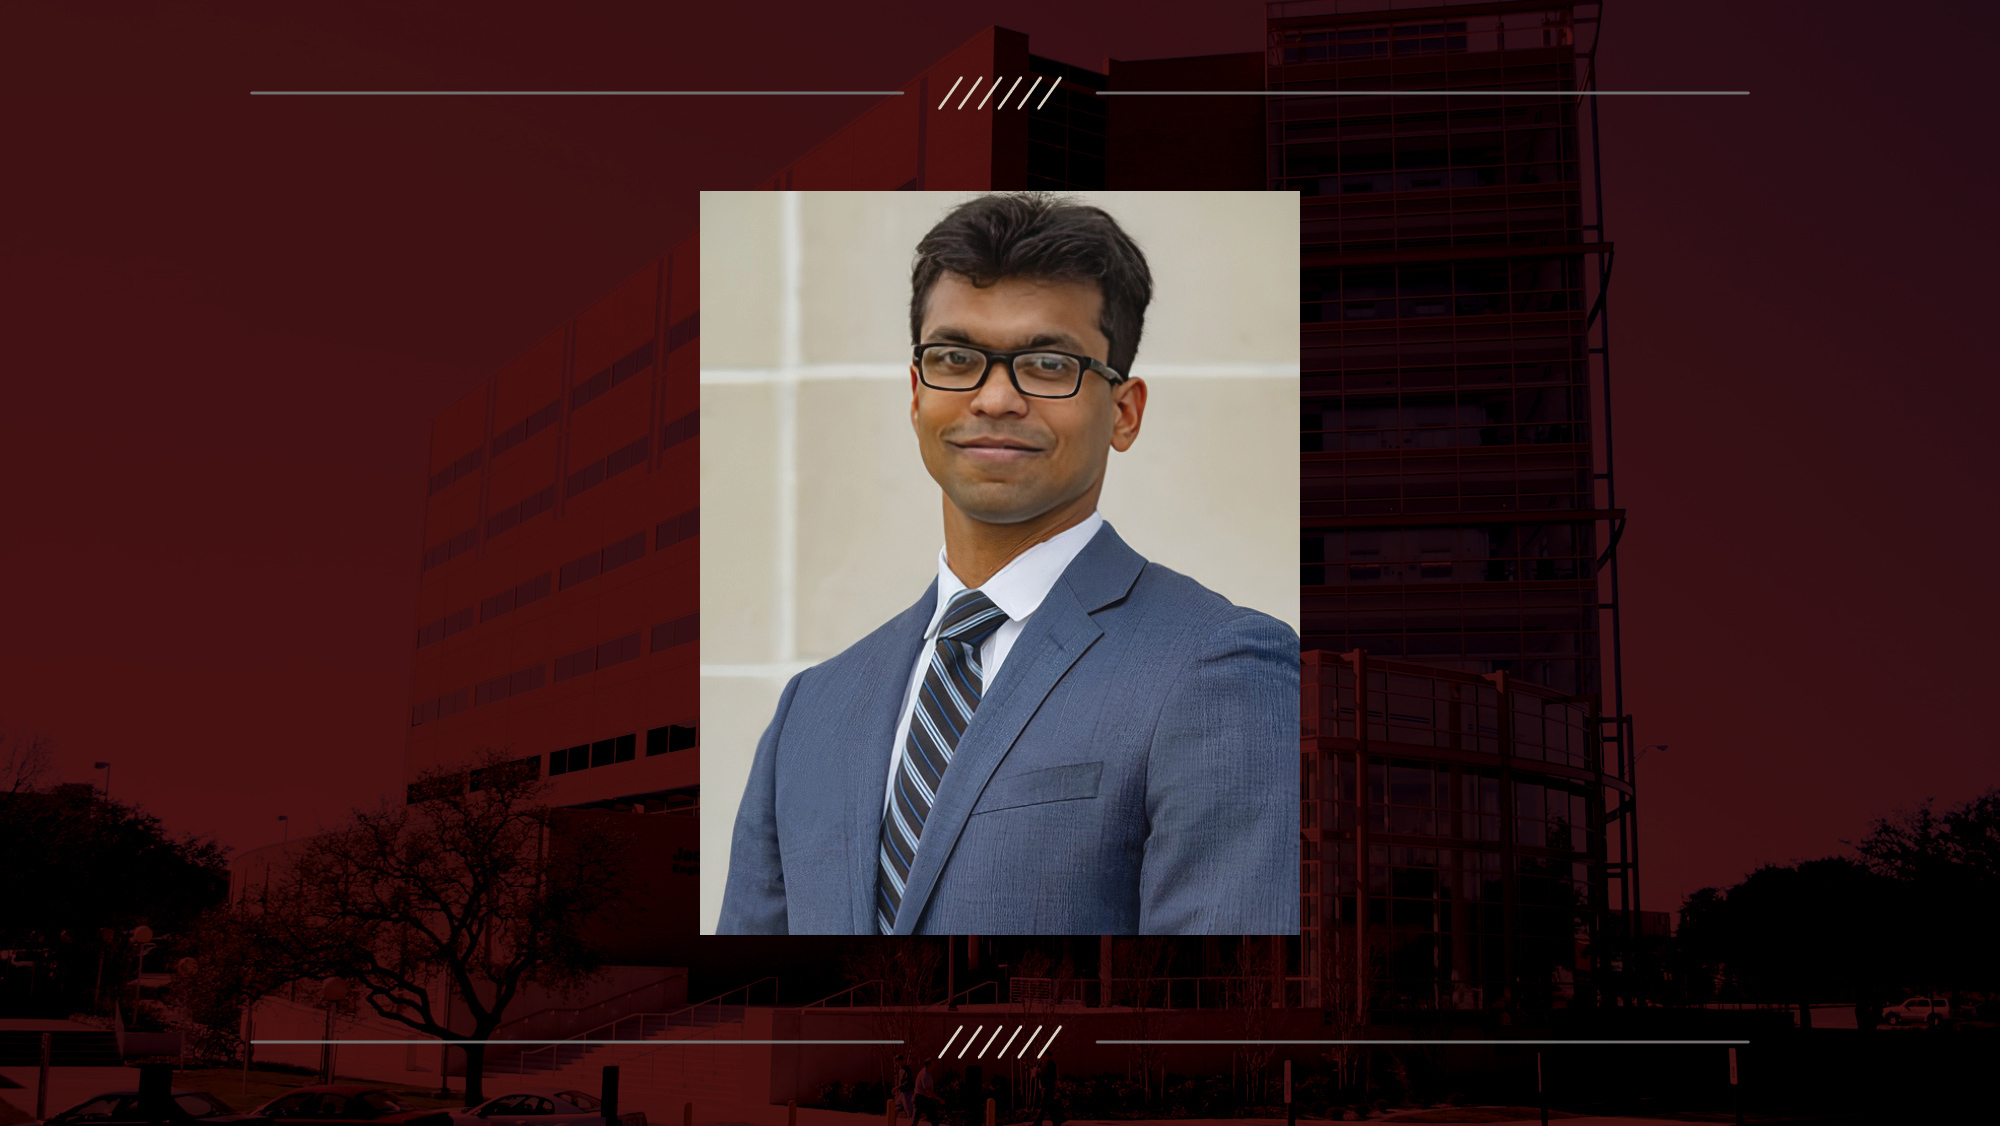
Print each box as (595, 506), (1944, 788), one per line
(939, 588), (1005, 646)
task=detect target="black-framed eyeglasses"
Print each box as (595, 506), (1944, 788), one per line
(912, 343), (1126, 399)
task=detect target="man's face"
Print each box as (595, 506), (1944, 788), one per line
(911, 272), (1144, 529)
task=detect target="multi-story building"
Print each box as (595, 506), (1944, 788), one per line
(1270, 0), (1637, 1009)
(401, 240), (704, 956)
(388, 2), (1640, 1013)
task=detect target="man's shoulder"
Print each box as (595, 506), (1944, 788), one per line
(1120, 557), (1299, 649)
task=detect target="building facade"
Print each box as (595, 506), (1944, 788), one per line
(1270, 0), (1637, 1009)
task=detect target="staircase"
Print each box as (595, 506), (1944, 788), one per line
(501, 1012), (763, 1107)
(0, 1029), (122, 1066)
(490, 978), (778, 1112)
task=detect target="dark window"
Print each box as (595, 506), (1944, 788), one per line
(615, 733), (636, 762)
(554, 644), (597, 683)
(656, 508), (698, 549)
(603, 531), (645, 572)
(443, 607), (474, 636)
(493, 398), (561, 458)
(590, 738), (616, 767)
(470, 754), (539, 791)
(598, 632), (642, 669)
(566, 458), (606, 498)
(661, 409), (699, 450)
(549, 750), (568, 776)
(606, 435), (650, 477)
(651, 612), (699, 653)
(667, 312), (699, 352)
(566, 744), (589, 772)
(518, 572), (551, 605)
(427, 445), (485, 496)
(572, 367), (613, 411)
(559, 549), (603, 590)
(420, 525), (476, 572)
(647, 724), (698, 755)
(612, 341), (655, 383)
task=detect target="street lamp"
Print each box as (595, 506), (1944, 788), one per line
(277, 814), (288, 842)
(320, 978), (349, 1083)
(129, 925), (155, 1016)
(94, 762), (111, 799)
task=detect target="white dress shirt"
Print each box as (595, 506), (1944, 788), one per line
(882, 510), (1106, 814)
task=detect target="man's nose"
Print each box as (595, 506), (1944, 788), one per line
(969, 358), (1029, 415)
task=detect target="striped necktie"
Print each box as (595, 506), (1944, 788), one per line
(877, 587), (1007, 934)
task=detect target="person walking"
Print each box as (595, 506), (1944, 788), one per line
(892, 1053), (915, 1121)
(1027, 1054), (1064, 1126)
(912, 1058), (942, 1126)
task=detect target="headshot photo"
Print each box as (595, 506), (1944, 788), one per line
(700, 190), (1300, 935)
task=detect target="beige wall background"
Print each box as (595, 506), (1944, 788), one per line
(699, 190), (1299, 932)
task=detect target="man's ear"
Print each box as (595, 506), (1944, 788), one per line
(910, 364), (922, 432)
(1109, 377), (1147, 452)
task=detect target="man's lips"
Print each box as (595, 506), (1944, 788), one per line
(949, 436), (1045, 458)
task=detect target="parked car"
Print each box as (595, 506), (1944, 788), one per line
(36, 1088), (235, 1126)
(239, 1086), (450, 1126)
(449, 1089), (643, 1126)
(1883, 996), (1960, 1025)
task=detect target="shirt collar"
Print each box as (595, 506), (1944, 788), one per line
(925, 511), (1106, 639)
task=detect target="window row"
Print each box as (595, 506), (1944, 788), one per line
(567, 435), (650, 499)
(573, 341), (656, 413)
(421, 527), (478, 572)
(661, 408), (698, 451)
(487, 484), (556, 540)
(409, 613), (697, 726)
(1275, 20), (1470, 64)
(418, 508), (697, 649)
(554, 632), (642, 682)
(429, 445), (484, 496)
(493, 398), (562, 460)
(560, 532), (645, 591)
(473, 663), (546, 707)
(546, 723), (698, 777)
(667, 312), (700, 354)
(1302, 524), (1593, 586)
(1304, 361), (1585, 393)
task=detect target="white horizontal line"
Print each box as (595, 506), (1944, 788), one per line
(702, 362), (1299, 384)
(251, 91), (904, 97)
(255, 1039), (901, 1045)
(1094, 1039), (1752, 1045)
(701, 662), (817, 679)
(1101, 90), (1748, 97)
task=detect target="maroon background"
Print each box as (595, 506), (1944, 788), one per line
(3, 0), (1993, 915)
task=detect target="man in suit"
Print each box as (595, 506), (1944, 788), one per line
(719, 192), (1298, 935)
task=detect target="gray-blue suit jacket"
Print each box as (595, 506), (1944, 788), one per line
(717, 523), (1299, 935)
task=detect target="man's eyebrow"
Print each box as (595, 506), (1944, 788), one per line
(922, 326), (1087, 350)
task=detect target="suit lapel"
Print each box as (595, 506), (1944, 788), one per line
(846, 583), (938, 934)
(889, 523), (1147, 934)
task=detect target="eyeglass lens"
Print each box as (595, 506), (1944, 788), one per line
(920, 346), (1081, 397)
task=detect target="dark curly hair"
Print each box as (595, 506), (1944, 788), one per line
(909, 192), (1154, 378)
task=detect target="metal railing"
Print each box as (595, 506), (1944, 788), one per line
(490, 972), (686, 1048)
(511, 976), (778, 1074)
(1009, 975), (1319, 1009)
(801, 979), (884, 1009)
(935, 980), (1001, 1008)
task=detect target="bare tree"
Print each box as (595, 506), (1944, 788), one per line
(0, 722), (56, 794)
(1227, 940), (1279, 1102)
(843, 936), (947, 1080)
(239, 749), (627, 1102)
(1107, 937), (1174, 1102)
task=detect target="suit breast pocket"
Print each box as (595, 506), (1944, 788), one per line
(971, 761), (1103, 815)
